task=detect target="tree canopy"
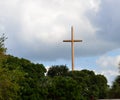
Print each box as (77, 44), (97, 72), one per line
(47, 66), (109, 100)
(47, 65), (69, 77)
(108, 76), (120, 99)
(0, 33), (7, 54)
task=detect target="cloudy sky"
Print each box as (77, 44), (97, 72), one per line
(0, 0), (120, 85)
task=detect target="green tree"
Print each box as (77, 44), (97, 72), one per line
(3, 55), (46, 100)
(0, 64), (25, 100)
(0, 33), (7, 66)
(67, 70), (108, 100)
(0, 52), (47, 100)
(108, 75), (120, 98)
(0, 33), (7, 54)
(47, 65), (69, 77)
(0, 34), (24, 100)
(107, 64), (120, 99)
(95, 75), (108, 99)
(47, 76), (81, 100)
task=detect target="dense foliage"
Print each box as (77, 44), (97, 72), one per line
(47, 65), (69, 77)
(0, 54), (46, 100)
(46, 66), (109, 100)
(0, 34), (7, 54)
(108, 76), (120, 98)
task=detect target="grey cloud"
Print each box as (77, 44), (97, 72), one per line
(88, 0), (120, 43)
(1, 0), (120, 61)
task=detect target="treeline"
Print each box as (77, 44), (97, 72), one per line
(0, 54), (109, 100)
(0, 34), (120, 100)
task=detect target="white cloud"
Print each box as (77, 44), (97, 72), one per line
(100, 70), (119, 85)
(96, 55), (120, 68)
(95, 49), (120, 85)
(101, 70), (119, 77)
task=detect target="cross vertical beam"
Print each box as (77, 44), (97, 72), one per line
(63, 26), (82, 71)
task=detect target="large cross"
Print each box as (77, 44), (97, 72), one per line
(63, 26), (82, 71)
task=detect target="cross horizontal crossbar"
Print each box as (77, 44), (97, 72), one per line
(63, 40), (82, 42)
